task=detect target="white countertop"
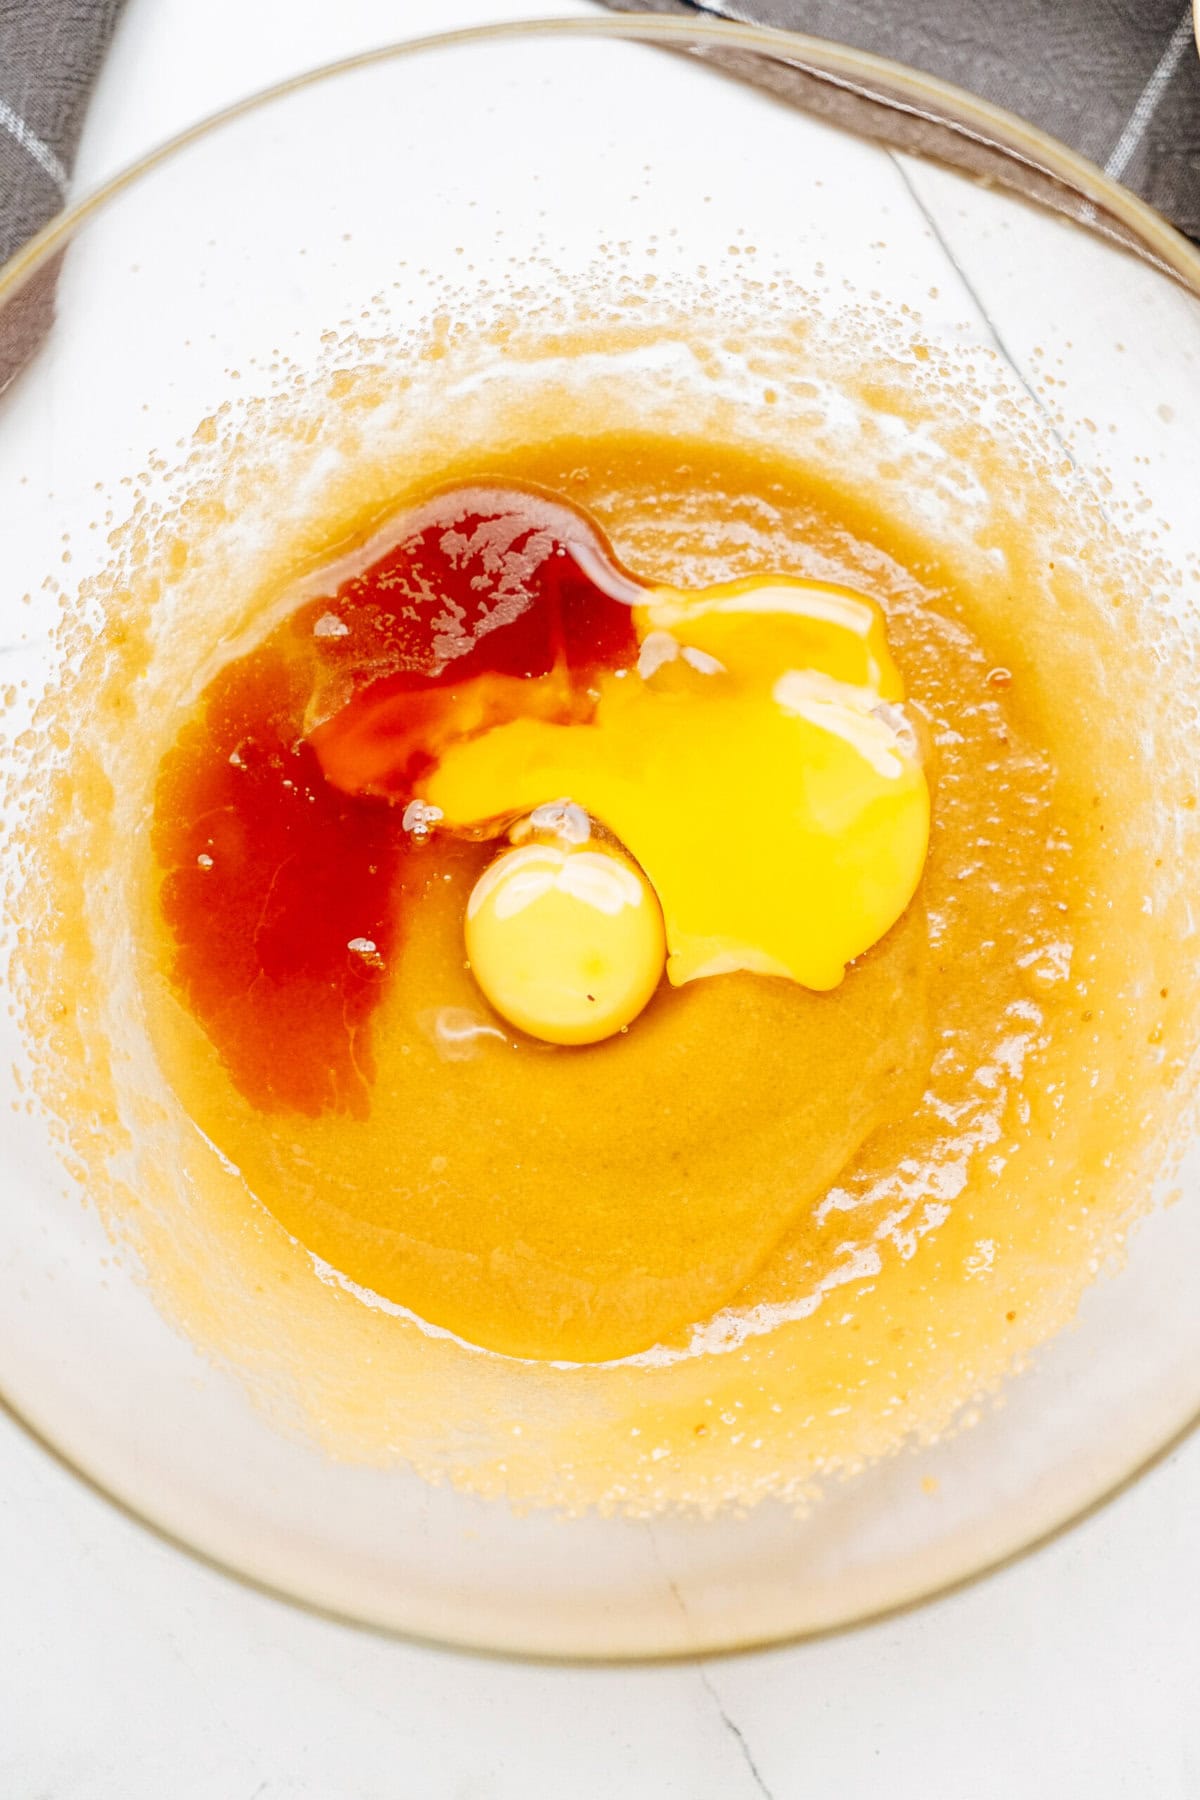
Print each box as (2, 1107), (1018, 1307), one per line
(3, 2), (1198, 1794)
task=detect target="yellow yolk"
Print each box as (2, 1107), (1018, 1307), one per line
(425, 577), (930, 995)
(466, 838), (666, 1044)
(638, 574), (905, 700)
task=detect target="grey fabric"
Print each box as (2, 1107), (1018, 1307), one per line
(1, 0), (126, 261)
(0, 0), (125, 387)
(603, 0), (1200, 240)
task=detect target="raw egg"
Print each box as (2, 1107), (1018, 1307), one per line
(427, 575), (929, 995)
(466, 833), (665, 1045)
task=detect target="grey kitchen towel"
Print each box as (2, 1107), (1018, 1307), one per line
(0, 0), (125, 387)
(603, 0), (1200, 240)
(1, 0), (126, 262)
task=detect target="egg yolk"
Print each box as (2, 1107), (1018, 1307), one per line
(426, 574), (929, 998)
(466, 835), (666, 1045)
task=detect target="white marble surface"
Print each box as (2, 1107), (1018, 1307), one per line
(4, 1404), (1199, 1798)
(2, 0), (1199, 1793)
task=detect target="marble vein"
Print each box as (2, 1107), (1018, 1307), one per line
(698, 1663), (774, 1799)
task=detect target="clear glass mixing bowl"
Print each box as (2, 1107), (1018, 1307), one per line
(1, 18), (1198, 1659)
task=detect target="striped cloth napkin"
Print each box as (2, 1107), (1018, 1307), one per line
(1, 0), (125, 266)
(0, 0), (124, 388)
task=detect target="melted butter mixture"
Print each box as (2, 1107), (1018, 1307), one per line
(136, 421), (1143, 1374)
(16, 308), (1199, 1514)
(149, 470), (931, 1363)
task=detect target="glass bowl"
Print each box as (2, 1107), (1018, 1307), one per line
(1, 17), (1198, 1660)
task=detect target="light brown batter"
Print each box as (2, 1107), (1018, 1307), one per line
(11, 285), (1199, 1513)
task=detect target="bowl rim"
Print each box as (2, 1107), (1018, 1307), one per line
(2, 12), (1198, 1663)
(5, 13), (1200, 308)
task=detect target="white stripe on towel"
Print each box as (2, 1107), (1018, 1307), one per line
(1105, 7), (1194, 183)
(0, 96), (69, 191)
